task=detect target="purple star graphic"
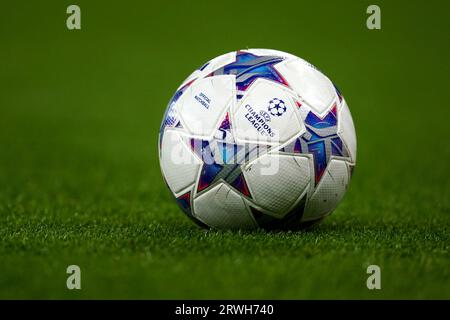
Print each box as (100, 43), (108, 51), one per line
(281, 103), (350, 185)
(189, 113), (270, 198)
(208, 51), (289, 100)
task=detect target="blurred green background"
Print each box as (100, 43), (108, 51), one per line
(0, 0), (449, 299)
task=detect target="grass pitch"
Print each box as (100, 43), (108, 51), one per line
(0, 0), (449, 299)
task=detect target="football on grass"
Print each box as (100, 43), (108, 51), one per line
(159, 49), (356, 230)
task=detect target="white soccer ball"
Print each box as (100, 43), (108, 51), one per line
(159, 49), (356, 230)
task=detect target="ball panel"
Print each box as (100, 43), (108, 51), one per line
(160, 130), (201, 195)
(244, 154), (311, 217)
(276, 58), (336, 115)
(302, 159), (350, 221)
(232, 79), (304, 145)
(193, 183), (257, 229)
(177, 75), (235, 138)
(249, 192), (307, 230)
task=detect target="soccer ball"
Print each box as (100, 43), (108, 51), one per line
(159, 49), (356, 230)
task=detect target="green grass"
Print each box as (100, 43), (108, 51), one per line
(0, 0), (449, 299)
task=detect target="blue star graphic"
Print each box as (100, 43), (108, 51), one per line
(209, 51), (289, 99)
(189, 114), (270, 198)
(281, 104), (350, 185)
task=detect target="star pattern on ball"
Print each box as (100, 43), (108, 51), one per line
(281, 103), (350, 185)
(208, 51), (289, 100)
(188, 113), (270, 198)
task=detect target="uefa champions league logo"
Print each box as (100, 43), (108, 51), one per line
(259, 110), (271, 122)
(268, 98), (287, 116)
